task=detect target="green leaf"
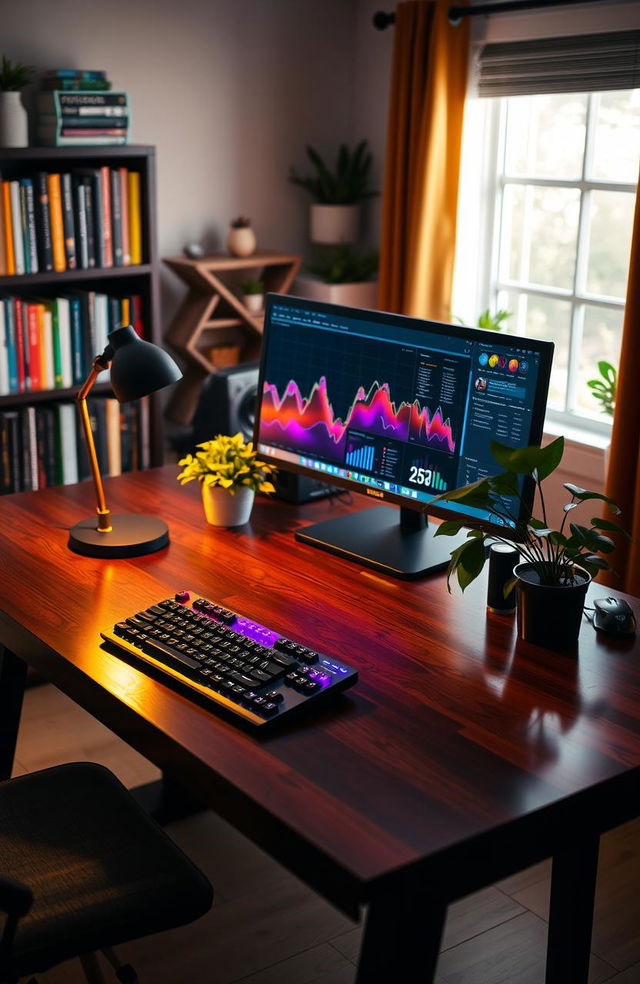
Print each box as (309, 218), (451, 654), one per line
(568, 524), (615, 553)
(489, 437), (563, 480)
(454, 537), (487, 593)
(529, 526), (553, 538)
(434, 520), (465, 537)
(563, 485), (621, 514)
(503, 575), (518, 599)
(487, 471), (520, 497)
(581, 554), (610, 571)
(563, 502), (579, 512)
(591, 517), (630, 539)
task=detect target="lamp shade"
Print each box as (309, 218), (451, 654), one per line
(108, 325), (182, 403)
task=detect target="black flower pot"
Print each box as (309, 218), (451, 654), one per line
(515, 562), (591, 653)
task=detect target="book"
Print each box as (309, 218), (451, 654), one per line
(56, 297), (73, 388)
(74, 177), (89, 269)
(9, 181), (25, 275)
(14, 299), (27, 391)
(55, 403), (79, 485)
(19, 178), (38, 274)
(0, 176), (6, 275)
(26, 302), (42, 390)
(74, 169), (102, 266)
(94, 292), (109, 362)
(82, 176), (96, 268)
(88, 397), (108, 475)
(41, 305), (55, 390)
(37, 91), (127, 113)
(138, 394), (150, 469)
(0, 301), (7, 396)
(1, 180), (15, 275)
(47, 173), (66, 273)
(0, 410), (20, 493)
(2, 298), (18, 393)
(128, 171), (142, 265)
(36, 133), (129, 148)
(132, 294), (144, 337)
(38, 114), (130, 129)
(110, 168), (123, 266)
(119, 168), (130, 266)
(41, 79), (112, 91)
(20, 406), (38, 491)
(105, 397), (122, 476)
(65, 294), (84, 384)
(34, 172), (54, 273)
(43, 69), (108, 80)
(36, 404), (56, 487)
(99, 166), (113, 267)
(46, 297), (63, 388)
(60, 173), (77, 270)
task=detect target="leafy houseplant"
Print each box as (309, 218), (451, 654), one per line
(239, 278), (264, 295)
(0, 56), (34, 148)
(431, 437), (628, 650)
(177, 433), (276, 527)
(239, 278), (265, 315)
(455, 309), (511, 332)
(306, 245), (378, 285)
(587, 360), (617, 416)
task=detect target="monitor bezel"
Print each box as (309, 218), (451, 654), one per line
(254, 293), (554, 538)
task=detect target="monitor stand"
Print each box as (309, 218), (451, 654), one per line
(295, 505), (467, 580)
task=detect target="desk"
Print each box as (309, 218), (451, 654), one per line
(1, 467), (640, 983)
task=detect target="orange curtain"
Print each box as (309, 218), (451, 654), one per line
(602, 187), (640, 596)
(378, 0), (469, 320)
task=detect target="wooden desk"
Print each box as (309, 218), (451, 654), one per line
(1, 467), (640, 983)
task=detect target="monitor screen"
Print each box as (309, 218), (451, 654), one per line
(255, 295), (553, 578)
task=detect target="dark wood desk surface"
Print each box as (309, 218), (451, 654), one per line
(1, 467), (639, 981)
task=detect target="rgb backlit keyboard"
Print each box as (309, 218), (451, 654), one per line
(101, 590), (358, 728)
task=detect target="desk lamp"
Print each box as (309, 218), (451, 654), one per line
(68, 324), (182, 558)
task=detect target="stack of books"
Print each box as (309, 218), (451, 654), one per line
(0, 396), (150, 493)
(36, 70), (130, 147)
(0, 290), (144, 396)
(0, 166), (143, 274)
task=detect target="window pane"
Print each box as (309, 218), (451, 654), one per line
(585, 190), (635, 298)
(504, 93), (587, 179)
(575, 306), (623, 417)
(591, 89), (640, 184)
(500, 184), (579, 290)
(500, 290), (571, 411)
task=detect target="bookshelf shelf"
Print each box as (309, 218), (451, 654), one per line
(0, 145), (164, 493)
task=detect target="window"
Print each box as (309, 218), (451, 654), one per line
(454, 82), (639, 436)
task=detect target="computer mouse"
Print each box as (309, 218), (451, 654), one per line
(592, 597), (637, 638)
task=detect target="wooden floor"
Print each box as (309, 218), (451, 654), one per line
(12, 683), (640, 984)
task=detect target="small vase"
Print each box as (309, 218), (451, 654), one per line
(243, 293), (264, 315)
(0, 91), (29, 148)
(201, 484), (255, 527)
(227, 225), (256, 258)
(515, 562), (591, 653)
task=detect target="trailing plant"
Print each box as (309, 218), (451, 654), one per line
(431, 436), (628, 593)
(587, 360), (617, 416)
(289, 140), (377, 204)
(0, 56), (35, 91)
(240, 278), (264, 295)
(177, 433), (276, 495)
(306, 244), (378, 284)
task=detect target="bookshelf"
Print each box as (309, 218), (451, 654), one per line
(0, 145), (165, 488)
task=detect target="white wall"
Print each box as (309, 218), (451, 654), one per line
(4, 0), (358, 319)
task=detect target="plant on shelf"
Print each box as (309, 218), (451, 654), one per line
(0, 55), (35, 91)
(306, 245), (378, 284)
(431, 437), (628, 650)
(239, 278), (264, 295)
(587, 360), (617, 417)
(289, 140), (378, 205)
(177, 433), (276, 527)
(239, 278), (265, 315)
(454, 308), (511, 331)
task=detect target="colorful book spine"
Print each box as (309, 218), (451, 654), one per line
(119, 168), (130, 266)
(99, 166), (113, 267)
(34, 172), (54, 273)
(82, 177), (96, 268)
(128, 171), (142, 265)
(47, 173), (66, 273)
(20, 178), (39, 274)
(67, 294), (84, 384)
(2, 181), (15, 275)
(9, 182), (25, 275)
(56, 296), (73, 388)
(13, 300), (26, 391)
(41, 306), (55, 390)
(60, 173), (77, 270)
(74, 177), (89, 269)
(0, 301), (7, 396)
(44, 69), (108, 80)
(26, 303), (42, 390)
(3, 299), (18, 393)
(110, 168), (123, 266)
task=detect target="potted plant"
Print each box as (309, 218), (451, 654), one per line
(177, 433), (276, 527)
(227, 216), (256, 258)
(295, 244), (379, 308)
(289, 140), (377, 244)
(454, 308), (511, 331)
(239, 277), (265, 315)
(431, 436), (628, 652)
(0, 55), (34, 148)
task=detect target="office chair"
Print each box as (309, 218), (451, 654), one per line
(0, 762), (214, 983)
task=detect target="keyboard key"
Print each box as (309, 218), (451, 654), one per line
(261, 702), (279, 717)
(250, 669), (271, 684)
(265, 691), (284, 703)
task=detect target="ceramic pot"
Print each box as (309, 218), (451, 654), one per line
(310, 204), (359, 244)
(243, 293), (264, 315)
(227, 225), (256, 258)
(0, 91), (28, 148)
(201, 484), (254, 527)
(515, 561), (591, 653)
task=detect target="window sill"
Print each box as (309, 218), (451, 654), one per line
(544, 416), (610, 452)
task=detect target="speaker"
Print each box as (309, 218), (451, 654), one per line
(191, 363), (334, 504)
(192, 363), (259, 444)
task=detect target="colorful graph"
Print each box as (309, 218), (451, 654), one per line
(259, 377), (456, 460)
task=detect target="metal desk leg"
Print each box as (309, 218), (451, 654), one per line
(356, 885), (446, 984)
(0, 646), (27, 781)
(546, 833), (600, 984)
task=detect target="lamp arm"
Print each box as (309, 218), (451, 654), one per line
(76, 347), (114, 533)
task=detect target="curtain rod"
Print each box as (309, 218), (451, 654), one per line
(373, 0), (609, 29)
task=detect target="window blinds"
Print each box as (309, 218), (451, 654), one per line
(476, 30), (640, 97)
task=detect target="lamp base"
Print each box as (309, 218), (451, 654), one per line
(68, 514), (169, 558)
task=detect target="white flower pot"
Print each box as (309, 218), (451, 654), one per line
(0, 91), (28, 148)
(201, 484), (255, 527)
(294, 275), (379, 310)
(310, 204), (359, 244)
(227, 226), (256, 258)
(243, 293), (264, 315)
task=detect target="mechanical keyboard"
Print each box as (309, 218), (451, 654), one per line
(101, 590), (358, 728)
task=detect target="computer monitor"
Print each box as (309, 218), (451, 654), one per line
(254, 294), (554, 579)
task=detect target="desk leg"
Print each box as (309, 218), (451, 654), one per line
(356, 886), (446, 984)
(546, 833), (599, 984)
(0, 646), (27, 781)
